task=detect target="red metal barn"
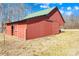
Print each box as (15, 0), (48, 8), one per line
(6, 7), (65, 40)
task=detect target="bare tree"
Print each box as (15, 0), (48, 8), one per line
(6, 3), (32, 21)
(0, 3), (31, 53)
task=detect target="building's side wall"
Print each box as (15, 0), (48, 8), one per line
(27, 18), (60, 39)
(5, 10), (64, 40)
(51, 22), (60, 34)
(27, 20), (47, 39)
(6, 24), (12, 35)
(49, 11), (64, 26)
(13, 23), (27, 40)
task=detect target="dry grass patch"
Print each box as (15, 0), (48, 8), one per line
(0, 30), (79, 56)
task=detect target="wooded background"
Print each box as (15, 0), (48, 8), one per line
(0, 3), (79, 33)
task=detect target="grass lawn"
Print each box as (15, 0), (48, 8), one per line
(0, 29), (79, 56)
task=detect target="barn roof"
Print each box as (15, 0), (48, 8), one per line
(6, 7), (65, 24)
(23, 8), (53, 19)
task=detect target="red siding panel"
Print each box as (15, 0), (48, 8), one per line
(27, 20), (60, 39)
(49, 11), (64, 26)
(13, 23), (27, 40)
(6, 24), (12, 35)
(51, 22), (60, 34)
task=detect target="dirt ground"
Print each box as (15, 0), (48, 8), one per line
(0, 29), (79, 56)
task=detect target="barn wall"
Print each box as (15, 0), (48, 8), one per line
(51, 22), (60, 34)
(27, 20), (47, 39)
(5, 10), (64, 40)
(6, 24), (12, 35)
(27, 18), (60, 39)
(13, 23), (27, 40)
(49, 11), (64, 26)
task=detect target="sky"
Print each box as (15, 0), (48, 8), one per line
(24, 3), (79, 16)
(0, 3), (79, 23)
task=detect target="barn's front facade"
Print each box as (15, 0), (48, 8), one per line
(6, 7), (65, 40)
